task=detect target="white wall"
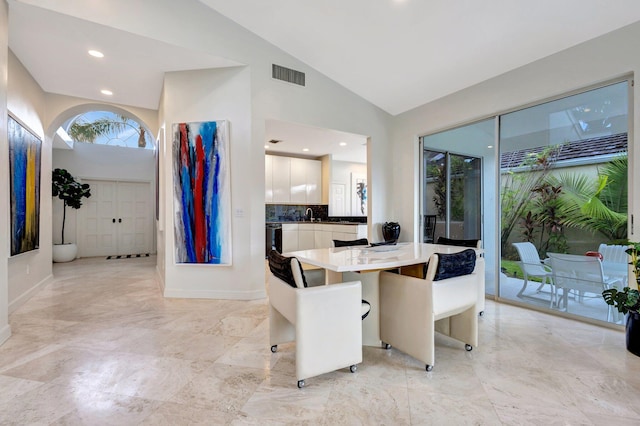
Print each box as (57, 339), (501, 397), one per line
(6, 50), (51, 313)
(160, 66), (254, 298)
(392, 21), (640, 291)
(52, 142), (155, 246)
(0, 0), (11, 342)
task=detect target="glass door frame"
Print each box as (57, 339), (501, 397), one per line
(420, 148), (484, 241)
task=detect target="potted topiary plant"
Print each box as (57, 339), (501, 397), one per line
(602, 241), (640, 356)
(52, 168), (91, 262)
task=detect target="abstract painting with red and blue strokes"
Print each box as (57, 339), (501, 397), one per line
(172, 120), (231, 264)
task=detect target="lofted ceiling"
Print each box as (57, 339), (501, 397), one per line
(8, 0), (640, 162)
(199, 0), (640, 115)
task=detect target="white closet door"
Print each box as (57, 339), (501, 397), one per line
(81, 180), (118, 257)
(79, 180), (152, 257)
(117, 182), (151, 255)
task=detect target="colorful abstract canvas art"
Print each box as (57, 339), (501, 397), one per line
(351, 173), (367, 217)
(172, 120), (231, 264)
(8, 115), (42, 256)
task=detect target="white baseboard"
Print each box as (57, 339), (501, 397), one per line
(9, 274), (53, 314)
(155, 265), (165, 292)
(0, 324), (12, 346)
(163, 287), (266, 300)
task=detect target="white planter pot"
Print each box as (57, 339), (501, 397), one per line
(52, 243), (78, 263)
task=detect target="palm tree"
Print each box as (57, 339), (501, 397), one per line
(68, 114), (148, 148)
(500, 145), (560, 253)
(551, 155), (627, 241)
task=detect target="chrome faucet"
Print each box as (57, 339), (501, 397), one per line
(305, 208), (314, 222)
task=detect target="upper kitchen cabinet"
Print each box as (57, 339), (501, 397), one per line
(290, 158), (307, 203)
(265, 154), (273, 202)
(266, 155), (322, 204)
(271, 155), (291, 203)
(306, 160), (321, 203)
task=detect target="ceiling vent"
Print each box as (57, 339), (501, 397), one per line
(272, 64), (305, 87)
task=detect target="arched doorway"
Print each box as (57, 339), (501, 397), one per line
(49, 105), (158, 258)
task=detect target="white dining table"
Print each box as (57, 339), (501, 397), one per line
(286, 242), (482, 276)
(284, 242), (483, 346)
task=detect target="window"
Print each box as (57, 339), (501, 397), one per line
(65, 111), (154, 149)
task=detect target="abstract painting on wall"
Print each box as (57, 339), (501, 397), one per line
(172, 120), (231, 264)
(351, 173), (367, 216)
(8, 115), (42, 256)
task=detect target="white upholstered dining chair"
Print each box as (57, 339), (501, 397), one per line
(437, 237), (485, 316)
(267, 250), (365, 388)
(379, 249), (481, 372)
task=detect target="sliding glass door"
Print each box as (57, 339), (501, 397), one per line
(420, 80), (630, 326)
(499, 80), (629, 324)
(421, 119), (497, 296)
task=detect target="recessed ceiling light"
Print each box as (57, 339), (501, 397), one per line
(302, 148), (309, 152)
(339, 142), (347, 146)
(264, 145), (269, 149)
(88, 50), (104, 58)
(487, 145), (493, 149)
(100, 89), (113, 96)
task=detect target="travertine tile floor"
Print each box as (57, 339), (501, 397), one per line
(1, 256), (640, 425)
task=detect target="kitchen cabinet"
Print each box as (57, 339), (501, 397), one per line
(265, 155), (273, 202)
(290, 158), (307, 203)
(281, 223), (367, 253)
(271, 156), (291, 203)
(329, 224), (367, 246)
(306, 160), (321, 203)
(298, 223), (315, 250)
(281, 223), (298, 253)
(265, 155), (322, 204)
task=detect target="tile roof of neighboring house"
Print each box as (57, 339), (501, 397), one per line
(500, 133), (627, 169)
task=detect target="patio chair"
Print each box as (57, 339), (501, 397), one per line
(597, 243), (629, 288)
(512, 242), (555, 307)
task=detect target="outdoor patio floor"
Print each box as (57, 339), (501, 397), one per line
(495, 274), (624, 325)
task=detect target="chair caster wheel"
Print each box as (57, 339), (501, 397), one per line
(297, 380), (305, 388)
(426, 365), (433, 372)
(465, 344), (473, 351)
(270, 345), (277, 353)
(479, 311), (484, 317)
(383, 343), (391, 350)
(350, 365), (357, 373)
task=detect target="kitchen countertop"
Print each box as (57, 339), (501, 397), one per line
(266, 221), (366, 225)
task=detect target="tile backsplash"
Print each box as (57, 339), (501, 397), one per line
(265, 204), (328, 222)
(265, 204), (367, 223)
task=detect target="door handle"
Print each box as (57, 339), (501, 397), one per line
(118, 218), (122, 223)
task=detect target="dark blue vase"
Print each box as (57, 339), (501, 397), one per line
(627, 311), (640, 357)
(382, 222), (400, 241)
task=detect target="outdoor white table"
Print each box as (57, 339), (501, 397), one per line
(285, 242), (483, 346)
(546, 252), (623, 315)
